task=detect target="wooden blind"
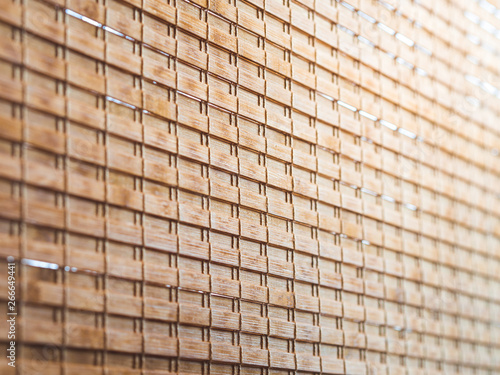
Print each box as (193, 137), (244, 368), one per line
(0, 0), (500, 373)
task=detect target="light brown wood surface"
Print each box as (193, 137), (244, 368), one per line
(0, 0), (499, 373)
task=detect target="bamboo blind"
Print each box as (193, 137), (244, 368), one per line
(0, 0), (500, 373)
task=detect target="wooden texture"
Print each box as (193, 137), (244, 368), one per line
(0, 0), (499, 374)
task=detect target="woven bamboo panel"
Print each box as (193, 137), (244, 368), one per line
(0, 0), (500, 373)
